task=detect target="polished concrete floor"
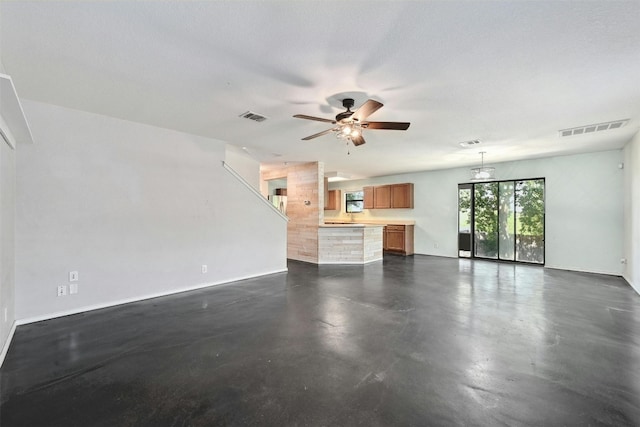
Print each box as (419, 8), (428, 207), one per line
(1, 255), (639, 426)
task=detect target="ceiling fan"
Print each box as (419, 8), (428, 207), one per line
(293, 98), (410, 147)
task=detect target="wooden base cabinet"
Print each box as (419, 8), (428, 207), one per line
(383, 224), (414, 256)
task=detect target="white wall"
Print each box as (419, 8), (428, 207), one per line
(0, 0), (13, 360)
(0, 11), (17, 355)
(328, 150), (625, 276)
(15, 100), (287, 322)
(0, 3), (4, 74)
(0, 128), (16, 357)
(623, 132), (640, 294)
(224, 144), (260, 190)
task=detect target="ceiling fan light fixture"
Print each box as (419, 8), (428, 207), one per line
(336, 122), (362, 142)
(294, 98), (410, 148)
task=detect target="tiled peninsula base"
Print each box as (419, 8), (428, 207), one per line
(318, 224), (383, 264)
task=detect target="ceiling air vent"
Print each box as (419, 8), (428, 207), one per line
(239, 111), (268, 122)
(559, 119), (629, 137)
(459, 139), (482, 148)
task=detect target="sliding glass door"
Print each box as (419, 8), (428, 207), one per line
(498, 181), (516, 261)
(474, 182), (498, 259)
(459, 179), (544, 264)
(515, 179), (545, 263)
(458, 185), (472, 257)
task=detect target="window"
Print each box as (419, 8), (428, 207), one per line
(345, 191), (364, 213)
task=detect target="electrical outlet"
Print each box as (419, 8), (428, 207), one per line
(57, 285), (67, 297)
(69, 271), (79, 282)
(202, 265), (208, 274)
(69, 283), (78, 295)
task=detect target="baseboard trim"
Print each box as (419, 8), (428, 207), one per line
(0, 320), (18, 368)
(544, 264), (622, 277)
(16, 268), (288, 327)
(622, 274), (639, 296)
(414, 253), (457, 259)
(317, 259), (383, 265)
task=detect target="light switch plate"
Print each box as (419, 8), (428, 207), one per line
(69, 271), (79, 282)
(69, 283), (78, 295)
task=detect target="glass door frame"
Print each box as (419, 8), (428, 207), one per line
(458, 177), (546, 266)
(457, 184), (474, 258)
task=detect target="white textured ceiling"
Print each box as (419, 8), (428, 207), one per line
(2, 1), (639, 178)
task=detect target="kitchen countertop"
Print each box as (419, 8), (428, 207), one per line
(324, 219), (415, 225)
(319, 223), (384, 228)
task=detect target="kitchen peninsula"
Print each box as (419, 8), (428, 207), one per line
(318, 224), (384, 264)
(325, 219), (415, 256)
(261, 162), (414, 265)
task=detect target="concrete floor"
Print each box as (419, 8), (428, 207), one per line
(1, 255), (639, 426)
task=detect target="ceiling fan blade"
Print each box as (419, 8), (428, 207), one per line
(302, 128), (336, 140)
(362, 121), (410, 130)
(352, 99), (383, 122)
(351, 135), (366, 146)
(293, 114), (336, 124)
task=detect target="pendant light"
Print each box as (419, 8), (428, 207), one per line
(470, 151), (495, 181)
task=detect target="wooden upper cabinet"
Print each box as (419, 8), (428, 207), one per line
(363, 186), (375, 209)
(374, 185), (391, 209)
(324, 189), (341, 211)
(391, 183), (414, 209)
(323, 177), (329, 209)
(363, 183), (414, 210)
